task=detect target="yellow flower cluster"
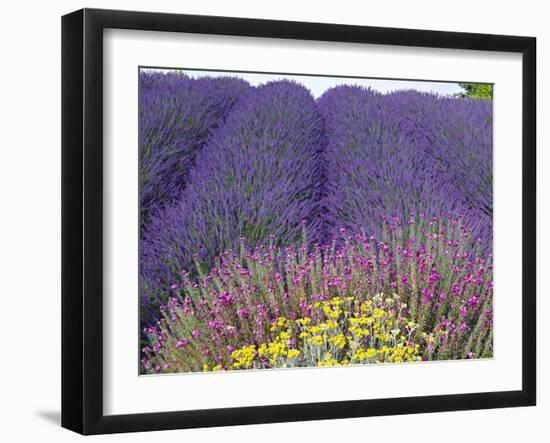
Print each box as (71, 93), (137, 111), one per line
(231, 344), (257, 369)
(231, 327), (302, 369)
(226, 294), (421, 370)
(317, 353), (342, 367)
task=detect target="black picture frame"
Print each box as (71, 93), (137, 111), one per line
(61, 8), (537, 435)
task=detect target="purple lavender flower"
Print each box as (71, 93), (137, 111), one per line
(318, 86), (467, 243)
(318, 86), (492, 254)
(139, 72), (250, 229)
(383, 90), (493, 253)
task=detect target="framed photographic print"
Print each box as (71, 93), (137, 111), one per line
(61, 8), (536, 435)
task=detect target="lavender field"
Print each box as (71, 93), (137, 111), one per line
(139, 70), (493, 374)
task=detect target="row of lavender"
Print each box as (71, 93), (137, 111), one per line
(139, 72), (493, 329)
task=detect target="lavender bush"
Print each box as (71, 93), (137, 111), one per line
(140, 80), (326, 321)
(139, 72), (250, 228)
(383, 91), (493, 252)
(318, 86), (491, 253)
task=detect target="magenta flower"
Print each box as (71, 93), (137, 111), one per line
(176, 338), (189, 348)
(237, 308), (250, 318)
(141, 358), (151, 370)
(429, 269), (440, 283)
(208, 319), (222, 330)
(421, 287), (433, 303)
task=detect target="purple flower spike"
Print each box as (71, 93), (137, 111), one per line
(318, 86), (492, 253)
(139, 72), (250, 229)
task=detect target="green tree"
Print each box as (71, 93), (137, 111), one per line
(457, 83), (493, 100)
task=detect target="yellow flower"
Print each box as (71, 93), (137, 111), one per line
(278, 331), (291, 342)
(231, 344), (257, 368)
(267, 341), (287, 358)
(324, 320), (338, 330)
(308, 335), (324, 346)
(258, 343), (268, 357)
(365, 348), (377, 359)
(328, 334), (346, 349)
(287, 349), (301, 359)
(309, 325), (322, 335)
(373, 308), (384, 318)
(271, 316), (288, 331)
(296, 317), (312, 326)
(317, 352), (340, 367)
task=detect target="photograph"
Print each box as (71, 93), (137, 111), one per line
(138, 68), (494, 375)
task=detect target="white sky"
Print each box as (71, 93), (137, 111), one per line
(144, 67), (462, 97)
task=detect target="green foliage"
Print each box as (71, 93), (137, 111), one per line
(457, 83), (493, 100)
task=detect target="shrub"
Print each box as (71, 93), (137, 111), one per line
(383, 91), (493, 253)
(140, 80), (326, 323)
(139, 72), (250, 228)
(457, 83), (493, 100)
(318, 86), (469, 246)
(316, 87), (492, 254)
(141, 215), (493, 373)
